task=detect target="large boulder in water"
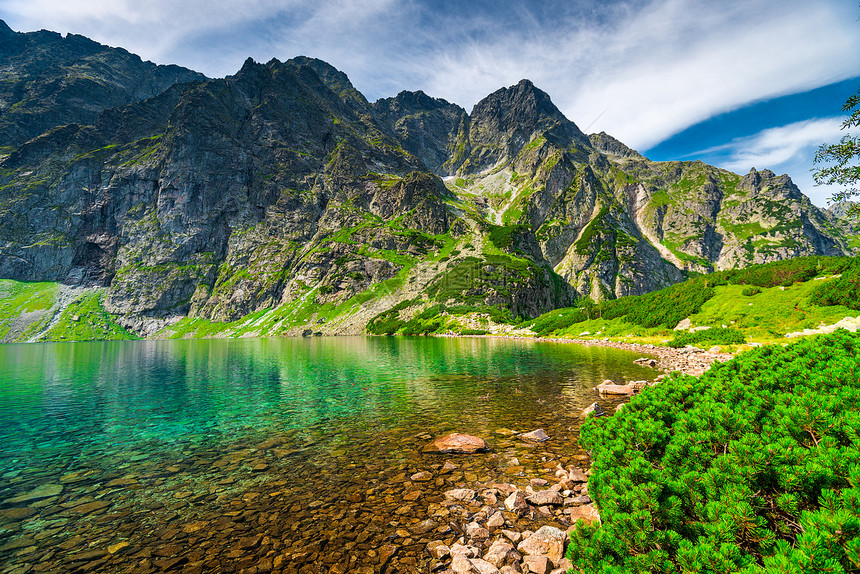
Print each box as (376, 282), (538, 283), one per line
(423, 433), (489, 454)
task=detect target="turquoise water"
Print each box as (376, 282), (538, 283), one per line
(0, 336), (657, 572)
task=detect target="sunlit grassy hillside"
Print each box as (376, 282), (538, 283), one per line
(526, 255), (860, 350)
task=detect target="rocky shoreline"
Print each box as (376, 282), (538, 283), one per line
(474, 334), (736, 377)
(430, 337), (734, 573)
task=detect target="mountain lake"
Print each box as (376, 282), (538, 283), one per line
(0, 336), (659, 573)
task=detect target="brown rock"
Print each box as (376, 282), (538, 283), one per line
(470, 558), (502, 574)
(523, 554), (552, 574)
(445, 488), (476, 503)
(567, 468), (588, 482)
(411, 471), (433, 482)
(483, 540), (520, 568)
(596, 382), (635, 396)
(5, 484), (63, 504)
(527, 490), (563, 506)
(452, 553), (474, 574)
(487, 512), (505, 529)
(567, 504), (600, 525)
(410, 519), (438, 535)
(72, 500), (110, 514)
(424, 433), (489, 454)
(427, 541), (450, 559)
(0, 507), (37, 522)
(504, 491), (529, 516)
(238, 534), (263, 549)
(466, 521), (490, 541)
(517, 525), (568, 564)
(379, 544), (397, 565)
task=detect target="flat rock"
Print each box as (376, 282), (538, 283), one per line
(567, 503), (600, 525)
(5, 483), (63, 504)
(567, 468), (588, 482)
(445, 488), (476, 503)
(596, 382), (635, 395)
(411, 471), (433, 482)
(527, 490), (563, 506)
(519, 429), (549, 442)
(424, 433), (489, 454)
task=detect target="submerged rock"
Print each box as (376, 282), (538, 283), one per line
(424, 433), (489, 454)
(519, 429), (549, 442)
(596, 382), (635, 395)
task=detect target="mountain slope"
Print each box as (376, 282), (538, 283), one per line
(0, 23), (856, 338)
(0, 20), (205, 152)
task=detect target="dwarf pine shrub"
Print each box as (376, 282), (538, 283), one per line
(570, 330), (860, 573)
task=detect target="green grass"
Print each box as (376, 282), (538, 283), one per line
(41, 292), (138, 342)
(0, 280), (59, 341)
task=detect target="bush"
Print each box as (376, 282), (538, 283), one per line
(569, 330), (860, 573)
(742, 286), (762, 297)
(809, 259), (860, 310)
(668, 326), (747, 348)
(528, 278), (715, 336)
(717, 256), (853, 288)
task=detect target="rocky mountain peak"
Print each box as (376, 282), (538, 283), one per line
(457, 79), (589, 174)
(286, 56), (370, 111)
(588, 132), (644, 159)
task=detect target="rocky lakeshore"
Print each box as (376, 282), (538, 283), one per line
(429, 338), (735, 573)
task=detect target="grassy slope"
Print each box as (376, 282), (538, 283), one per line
(0, 280), (137, 343)
(527, 258), (859, 350)
(2, 256), (858, 345)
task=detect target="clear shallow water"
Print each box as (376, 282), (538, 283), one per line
(0, 336), (657, 573)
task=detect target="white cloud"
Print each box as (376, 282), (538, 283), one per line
(407, 0), (860, 149)
(714, 118), (844, 173)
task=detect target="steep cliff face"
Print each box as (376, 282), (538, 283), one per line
(372, 90), (466, 175)
(0, 23), (856, 336)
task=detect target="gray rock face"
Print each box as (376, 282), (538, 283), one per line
(0, 20), (205, 149)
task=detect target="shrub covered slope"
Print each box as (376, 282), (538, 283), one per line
(528, 255), (860, 344)
(570, 330), (860, 573)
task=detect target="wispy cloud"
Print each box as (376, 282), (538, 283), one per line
(711, 118), (845, 173)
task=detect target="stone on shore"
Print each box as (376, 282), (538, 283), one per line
(567, 503), (600, 525)
(504, 491), (529, 516)
(527, 490), (563, 506)
(523, 554), (552, 574)
(596, 381), (635, 395)
(424, 433), (489, 454)
(517, 525), (568, 564)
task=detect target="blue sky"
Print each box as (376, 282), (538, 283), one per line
(1, 0), (858, 206)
